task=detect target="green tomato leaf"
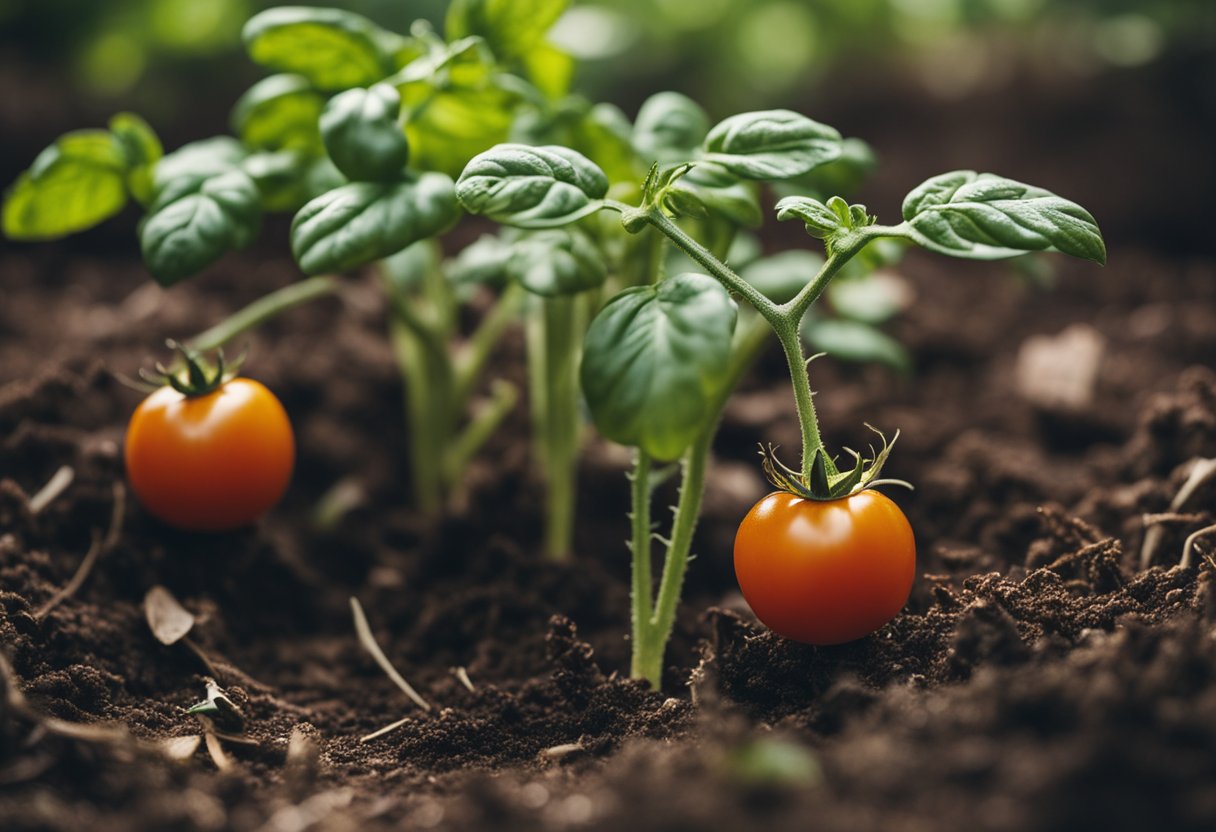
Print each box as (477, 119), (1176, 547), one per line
(445, 0), (569, 60)
(243, 7), (397, 91)
(740, 250), (824, 305)
(576, 103), (638, 184)
(774, 195), (841, 238)
(522, 41), (575, 100)
(802, 316), (911, 374)
(774, 136), (876, 202)
(901, 171), (1106, 264)
(320, 83), (409, 182)
(456, 144), (608, 227)
(154, 137), (247, 194)
(291, 172), (459, 274)
(381, 238), (441, 294)
(581, 273), (738, 460)
(663, 164), (760, 227)
(632, 92), (709, 165)
(109, 113), (163, 205)
(446, 233), (514, 287)
(231, 74), (325, 154)
(241, 150), (318, 213)
(4, 130), (128, 240)
(827, 271), (912, 325)
(401, 83), (519, 179)
(702, 110), (842, 180)
(140, 169), (262, 286)
(508, 229), (606, 296)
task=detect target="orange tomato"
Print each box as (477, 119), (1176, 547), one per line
(124, 378), (294, 532)
(734, 490), (915, 645)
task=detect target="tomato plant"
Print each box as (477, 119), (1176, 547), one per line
(459, 98), (1105, 685)
(125, 347), (294, 532)
(734, 489), (915, 645)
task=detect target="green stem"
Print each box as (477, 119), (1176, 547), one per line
(628, 450), (653, 680)
(643, 209), (781, 326)
(390, 318), (444, 515)
(454, 283), (524, 410)
(188, 275), (339, 352)
(634, 429), (710, 688)
(385, 279), (454, 516)
(630, 314), (772, 689)
(643, 210), (896, 483)
(444, 380), (518, 484)
(527, 294), (587, 560)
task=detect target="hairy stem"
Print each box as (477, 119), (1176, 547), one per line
(628, 450), (653, 680)
(643, 212), (890, 481)
(189, 275), (339, 352)
(644, 210), (782, 326)
(630, 314), (772, 688)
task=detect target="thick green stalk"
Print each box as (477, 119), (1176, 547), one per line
(527, 294), (587, 560)
(390, 317), (446, 515)
(385, 279), (455, 516)
(189, 275), (339, 352)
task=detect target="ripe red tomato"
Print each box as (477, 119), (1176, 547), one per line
(125, 378), (295, 532)
(734, 490), (915, 645)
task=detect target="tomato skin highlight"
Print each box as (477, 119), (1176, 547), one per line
(733, 490), (915, 645)
(124, 378), (295, 532)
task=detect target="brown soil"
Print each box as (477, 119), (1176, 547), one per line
(3, 58), (1216, 832)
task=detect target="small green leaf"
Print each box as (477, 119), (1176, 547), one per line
(231, 74), (325, 154)
(774, 195), (841, 238)
(632, 92), (709, 165)
(802, 316), (911, 373)
(109, 113), (163, 205)
(3, 130), (127, 240)
(774, 136), (876, 202)
(241, 151), (314, 212)
(663, 164), (761, 227)
(702, 110), (842, 180)
(140, 170), (262, 286)
(154, 137), (247, 193)
(827, 271), (912, 325)
(382, 238), (441, 293)
(456, 143), (608, 227)
(446, 0), (569, 60)
(320, 83), (409, 182)
(581, 273), (737, 460)
(400, 76), (520, 179)
(508, 229), (606, 296)
(522, 41), (574, 100)
(901, 171), (1106, 264)
(446, 233), (513, 287)
(740, 250), (824, 305)
(243, 7), (397, 91)
(726, 738), (821, 789)
(291, 173), (459, 274)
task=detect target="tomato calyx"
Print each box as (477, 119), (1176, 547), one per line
(139, 340), (243, 398)
(760, 425), (913, 501)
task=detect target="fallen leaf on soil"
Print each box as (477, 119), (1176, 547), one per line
(144, 585), (195, 645)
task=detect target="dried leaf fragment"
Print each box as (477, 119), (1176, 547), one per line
(145, 585), (196, 645)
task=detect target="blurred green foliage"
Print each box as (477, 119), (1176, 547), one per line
(1, 0), (1210, 114)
